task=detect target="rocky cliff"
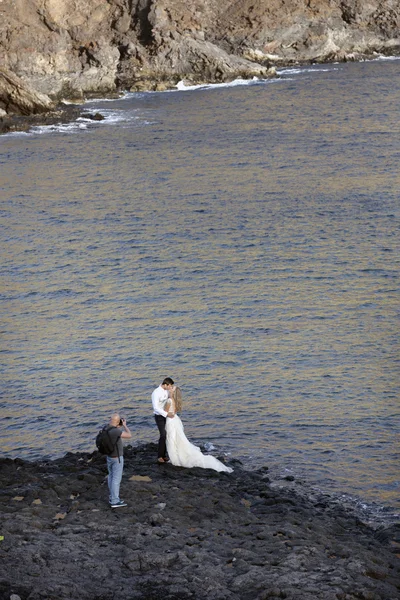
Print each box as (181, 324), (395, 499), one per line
(0, 0), (399, 116)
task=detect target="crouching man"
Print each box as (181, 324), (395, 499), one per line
(106, 413), (132, 508)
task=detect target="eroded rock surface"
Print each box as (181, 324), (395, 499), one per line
(0, 68), (54, 116)
(0, 443), (399, 600)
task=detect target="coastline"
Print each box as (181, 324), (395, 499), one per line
(1, 443), (399, 600)
(1, 55), (399, 137)
(0, 103), (100, 136)
(2, 0), (400, 136)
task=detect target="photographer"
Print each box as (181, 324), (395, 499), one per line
(105, 413), (131, 508)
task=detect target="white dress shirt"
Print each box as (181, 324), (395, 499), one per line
(152, 385), (169, 418)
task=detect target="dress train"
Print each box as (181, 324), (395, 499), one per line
(166, 415), (233, 473)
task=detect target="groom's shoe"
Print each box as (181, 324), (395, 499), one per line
(157, 457), (166, 463)
(163, 457), (170, 462)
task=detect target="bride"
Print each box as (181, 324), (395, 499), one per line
(165, 387), (233, 473)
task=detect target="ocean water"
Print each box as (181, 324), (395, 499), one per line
(1, 59), (399, 523)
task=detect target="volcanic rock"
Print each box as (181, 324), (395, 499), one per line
(0, 443), (399, 600)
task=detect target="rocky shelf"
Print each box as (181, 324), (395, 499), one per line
(1, 443), (399, 600)
(0, 103), (86, 136)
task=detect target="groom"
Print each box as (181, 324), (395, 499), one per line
(152, 377), (175, 463)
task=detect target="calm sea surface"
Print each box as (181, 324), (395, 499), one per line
(1, 59), (399, 522)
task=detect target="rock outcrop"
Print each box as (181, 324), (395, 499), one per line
(0, 0), (399, 116)
(0, 68), (54, 116)
(0, 443), (399, 600)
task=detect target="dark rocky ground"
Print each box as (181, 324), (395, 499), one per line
(1, 443), (399, 600)
(0, 104), (104, 135)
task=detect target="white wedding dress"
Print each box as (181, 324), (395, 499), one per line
(165, 408), (233, 473)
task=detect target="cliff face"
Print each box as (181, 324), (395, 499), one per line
(0, 0), (399, 114)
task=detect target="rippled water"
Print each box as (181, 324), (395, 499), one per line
(1, 59), (399, 519)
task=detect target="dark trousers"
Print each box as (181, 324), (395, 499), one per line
(154, 414), (167, 458)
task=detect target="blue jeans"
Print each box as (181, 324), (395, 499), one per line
(107, 456), (124, 504)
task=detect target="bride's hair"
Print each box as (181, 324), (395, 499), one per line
(173, 386), (183, 413)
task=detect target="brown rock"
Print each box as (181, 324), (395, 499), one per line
(0, 68), (54, 115)
(0, 0), (399, 117)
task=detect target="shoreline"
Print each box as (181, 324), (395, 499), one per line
(1, 55), (399, 137)
(1, 443), (399, 600)
(2, 439), (399, 527)
(0, 104), (99, 136)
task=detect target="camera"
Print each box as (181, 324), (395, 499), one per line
(119, 418), (124, 426)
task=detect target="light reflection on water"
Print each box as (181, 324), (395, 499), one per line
(1, 60), (399, 516)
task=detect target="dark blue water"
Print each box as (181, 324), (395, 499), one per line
(1, 59), (399, 522)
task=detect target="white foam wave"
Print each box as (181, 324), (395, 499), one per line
(83, 108), (156, 127)
(176, 76), (263, 92)
(1, 130), (31, 138)
(278, 66), (339, 76)
(21, 108), (130, 136)
(373, 55), (400, 61)
(203, 442), (216, 451)
(30, 122), (89, 135)
(3, 105), (152, 137)
(84, 92), (129, 104)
